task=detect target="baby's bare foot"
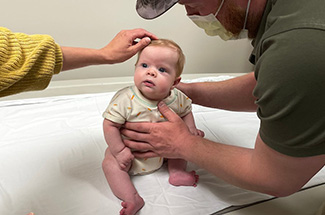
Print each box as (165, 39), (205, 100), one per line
(169, 170), (199, 187)
(120, 194), (144, 215)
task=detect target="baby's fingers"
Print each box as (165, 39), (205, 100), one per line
(119, 163), (127, 170)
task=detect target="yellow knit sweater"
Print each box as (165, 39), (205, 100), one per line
(0, 27), (63, 97)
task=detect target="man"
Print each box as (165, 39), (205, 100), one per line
(122, 0), (325, 201)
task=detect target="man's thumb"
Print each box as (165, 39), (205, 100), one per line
(158, 101), (177, 121)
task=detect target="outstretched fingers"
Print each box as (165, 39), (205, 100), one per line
(123, 121), (152, 136)
(122, 138), (149, 150)
(133, 150), (159, 158)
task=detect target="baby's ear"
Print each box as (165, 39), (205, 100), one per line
(171, 77), (181, 89)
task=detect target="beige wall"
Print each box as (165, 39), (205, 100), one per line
(2, 0), (254, 81)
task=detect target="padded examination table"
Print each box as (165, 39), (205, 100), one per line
(0, 76), (324, 215)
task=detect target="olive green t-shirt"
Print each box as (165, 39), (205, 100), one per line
(250, 0), (325, 157)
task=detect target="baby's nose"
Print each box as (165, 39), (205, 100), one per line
(147, 69), (157, 77)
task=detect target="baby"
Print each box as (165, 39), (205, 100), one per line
(102, 39), (203, 215)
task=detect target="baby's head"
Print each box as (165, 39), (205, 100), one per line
(135, 39), (185, 78)
(134, 39), (185, 100)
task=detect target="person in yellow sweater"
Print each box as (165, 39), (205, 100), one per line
(0, 27), (158, 97)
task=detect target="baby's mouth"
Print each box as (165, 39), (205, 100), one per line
(143, 80), (155, 87)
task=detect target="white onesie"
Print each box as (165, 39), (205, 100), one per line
(103, 85), (192, 175)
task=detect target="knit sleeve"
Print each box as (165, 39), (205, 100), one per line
(0, 27), (63, 97)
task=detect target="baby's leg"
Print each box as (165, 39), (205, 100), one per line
(102, 149), (144, 215)
(168, 159), (199, 187)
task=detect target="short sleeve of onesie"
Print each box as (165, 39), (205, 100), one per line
(173, 88), (192, 118)
(102, 87), (132, 124)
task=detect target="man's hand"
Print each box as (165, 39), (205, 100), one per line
(121, 101), (196, 159)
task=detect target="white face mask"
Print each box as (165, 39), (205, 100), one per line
(188, 0), (251, 41)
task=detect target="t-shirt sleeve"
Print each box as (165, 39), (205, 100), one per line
(253, 29), (325, 157)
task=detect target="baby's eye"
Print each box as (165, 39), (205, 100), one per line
(141, 63), (148, 68)
(159, 68), (166, 73)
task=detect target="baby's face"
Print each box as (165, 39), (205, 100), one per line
(134, 46), (180, 101)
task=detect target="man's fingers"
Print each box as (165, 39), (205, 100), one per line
(123, 139), (159, 157)
(121, 127), (147, 142)
(123, 121), (151, 133)
(123, 139), (152, 151)
(158, 101), (180, 122)
(133, 151), (159, 158)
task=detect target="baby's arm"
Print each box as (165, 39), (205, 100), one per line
(103, 119), (134, 171)
(182, 111), (204, 137)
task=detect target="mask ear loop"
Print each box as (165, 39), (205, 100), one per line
(214, 0), (225, 16)
(243, 0), (252, 30)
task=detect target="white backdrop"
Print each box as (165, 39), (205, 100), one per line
(2, 0), (254, 81)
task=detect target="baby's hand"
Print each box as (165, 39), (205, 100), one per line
(189, 127), (205, 137)
(115, 147), (134, 171)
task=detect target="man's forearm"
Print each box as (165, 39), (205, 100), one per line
(178, 72), (257, 111)
(182, 135), (259, 191)
(181, 134), (324, 197)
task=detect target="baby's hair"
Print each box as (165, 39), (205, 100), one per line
(135, 39), (185, 77)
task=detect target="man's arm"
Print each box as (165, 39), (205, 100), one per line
(184, 132), (324, 197)
(177, 72), (257, 112)
(122, 102), (325, 197)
